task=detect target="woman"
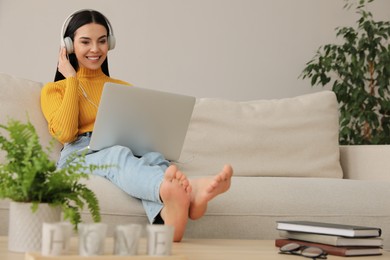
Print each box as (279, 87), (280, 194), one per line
(40, 9), (233, 242)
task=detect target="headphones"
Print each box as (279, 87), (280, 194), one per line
(60, 9), (116, 54)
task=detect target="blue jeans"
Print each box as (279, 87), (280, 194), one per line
(57, 135), (169, 223)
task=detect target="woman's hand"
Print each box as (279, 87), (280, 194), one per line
(58, 47), (76, 78)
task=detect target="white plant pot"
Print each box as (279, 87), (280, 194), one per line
(8, 201), (61, 253)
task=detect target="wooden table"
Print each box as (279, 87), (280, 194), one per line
(0, 236), (389, 260)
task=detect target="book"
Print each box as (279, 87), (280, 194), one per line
(279, 230), (384, 247)
(276, 221), (382, 238)
(275, 239), (383, 257)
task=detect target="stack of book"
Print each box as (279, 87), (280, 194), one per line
(275, 221), (383, 257)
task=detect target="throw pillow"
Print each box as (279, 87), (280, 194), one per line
(179, 91), (343, 178)
(0, 73), (61, 162)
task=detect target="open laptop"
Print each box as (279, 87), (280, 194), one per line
(85, 83), (196, 161)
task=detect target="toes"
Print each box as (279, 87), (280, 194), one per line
(219, 165), (233, 181)
(176, 170), (187, 182)
(223, 164), (233, 175)
(214, 173), (226, 184)
(181, 179), (190, 187)
(176, 170), (190, 188)
(164, 165), (178, 181)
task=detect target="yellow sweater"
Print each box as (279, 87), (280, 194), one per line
(40, 67), (130, 144)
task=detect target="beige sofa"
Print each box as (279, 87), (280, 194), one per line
(1, 73), (390, 249)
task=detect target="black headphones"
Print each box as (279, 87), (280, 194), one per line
(60, 9), (116, 54)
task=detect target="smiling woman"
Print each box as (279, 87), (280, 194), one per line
(39, 9), (233, 242)
(55, 9), (115, 81)
(72, 24), (109, 71)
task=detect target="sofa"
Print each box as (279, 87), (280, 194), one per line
(1, 72), (390, 249)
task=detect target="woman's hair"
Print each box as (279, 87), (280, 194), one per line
(54, 10), (111, 81)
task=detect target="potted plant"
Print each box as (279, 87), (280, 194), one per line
(0, 118), (102, 252)
(300, 0), (390, 145)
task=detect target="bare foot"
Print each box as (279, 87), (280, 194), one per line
(159, 165), (191, 242)
(189, 164), (233, 220)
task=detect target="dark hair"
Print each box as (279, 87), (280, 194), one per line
(54, 10), (111, 81)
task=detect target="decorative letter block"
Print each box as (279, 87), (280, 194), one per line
(41, 222), (72, 256)
(146, 224), (174, 256)
(78, 223), (107, 256)
(113, 224), (142, 255)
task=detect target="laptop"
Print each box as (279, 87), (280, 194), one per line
(85, 83), (196, 161)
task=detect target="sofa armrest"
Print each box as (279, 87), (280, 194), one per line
(340, 145), (390, 181)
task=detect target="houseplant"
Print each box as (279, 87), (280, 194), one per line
(300, 0), (390, 145)
(0, 118), (102, 252)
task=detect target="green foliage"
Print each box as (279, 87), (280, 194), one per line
(0, 118), (103, 228)
(300, 0), (390, 145)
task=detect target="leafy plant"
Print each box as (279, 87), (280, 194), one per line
(300, 0), (390, 145)
(0, 118), (103, 228)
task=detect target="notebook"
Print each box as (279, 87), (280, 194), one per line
(84, 83), (196, 161)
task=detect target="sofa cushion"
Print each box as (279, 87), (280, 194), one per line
(0, 73), (61, 162)
(179, 91), (343, 178)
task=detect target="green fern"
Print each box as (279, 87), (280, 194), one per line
(0, 118), (105, 228)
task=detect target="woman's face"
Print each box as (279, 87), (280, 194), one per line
(73, 23), (109, 70)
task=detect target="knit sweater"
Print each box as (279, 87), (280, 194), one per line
(40, 67), (130, 144)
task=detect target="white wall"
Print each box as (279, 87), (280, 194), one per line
(0, 0), (389, 100)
